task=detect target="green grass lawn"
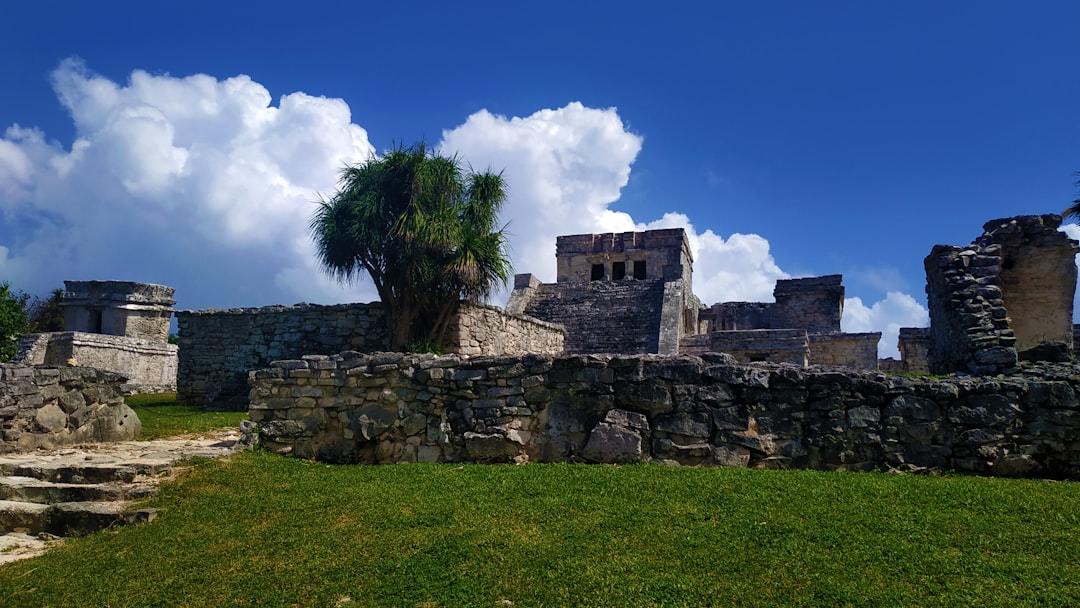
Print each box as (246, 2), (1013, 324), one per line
(1, 451), (1078, 607)
(126, 392), (247, 440)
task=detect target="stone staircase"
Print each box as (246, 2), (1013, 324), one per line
(0, 431), (241, 565)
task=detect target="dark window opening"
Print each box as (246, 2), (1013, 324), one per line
(591, 263), (605, 281)
(749, 354), (768, 363)
(633, 260), (647, 280)
(612, 261), (626, 280)
(89, 310), (103, 334)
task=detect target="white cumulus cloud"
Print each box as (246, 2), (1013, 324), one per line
(0, 59), (377, 309)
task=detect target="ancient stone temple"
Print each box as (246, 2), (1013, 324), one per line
(509, 228), (880, 368)
(60, 281), (175, 341)
(15, 281), (179, 393)
(506, 229), (701, 355)
(923, 214), (1078, 375)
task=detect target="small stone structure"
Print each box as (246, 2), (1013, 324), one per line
(687, 275), (880, 368)
(250, 352), (1080, 478)
(507, 229), (700, 355)
(924, 215), (1078, 375)
(0, 363), (139, 453)
(177, 301), (562, 409)
(15, 281), (178, 393)
(897, 328), (931, 374)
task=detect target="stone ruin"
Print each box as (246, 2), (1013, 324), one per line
(15, 281), (179, 393)
(685, 275), (880, 368)
(919, 215), (1078, 375)
(510, 229), (880, 368)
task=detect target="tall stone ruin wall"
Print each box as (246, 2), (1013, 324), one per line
(925, 215), (1078, 375)
(16, 332), (177, 394)
(176, 302), (390, 409)
(1, 364), (139, 453)
(251, 352), (1080, 479)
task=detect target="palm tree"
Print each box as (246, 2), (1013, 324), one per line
(309, 142), (512, 351)
(1062, 171), (1080, 223)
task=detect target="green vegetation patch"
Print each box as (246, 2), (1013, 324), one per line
(126, 392), (247, 440)
(2, 454), (1078, 607)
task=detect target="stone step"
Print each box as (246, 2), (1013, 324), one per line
(0, 499), (157, 537)
(1, 461), (173, 485)
(0, 500), (50, 535)
(46, 501), (133, 537)
(0, 431), (240, 564)
(0, 475), (156, 504)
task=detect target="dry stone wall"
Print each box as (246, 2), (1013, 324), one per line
(251, 352), (1080, 478)
(176, 303), (388, 409)
(1, 364), (139, 453)
(177, 301), (562, 409)
(444, 303), (564, 356)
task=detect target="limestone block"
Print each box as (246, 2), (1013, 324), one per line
(581, 419), (646, 464)
(34, 403), (68, 434)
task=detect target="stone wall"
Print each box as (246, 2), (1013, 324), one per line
(808, 332), (880, 369)
(708, 302), (772, 332)
(1, 364), (139, 453)
(15, 332), (177, 394)
(443, 303), (565, 356)
(925, 215), (1078, 375)
(251, 352), (1080, 478)
(176, 303), (388, 409)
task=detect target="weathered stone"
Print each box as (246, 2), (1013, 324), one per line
(846, 406), (880, 429)
(653, 412), (710, 440)
(601, 409), (649, 432)
(712, 445), (751, 467)
(463, 432), (516, 461)
(34, 404), (68, 434)
(582, 422), (645, 464)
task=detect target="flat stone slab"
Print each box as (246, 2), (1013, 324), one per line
(0, 431), (241, 479)
(0, 532), (56, 565)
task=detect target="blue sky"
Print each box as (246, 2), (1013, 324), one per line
(1, 1), (1078, 357)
